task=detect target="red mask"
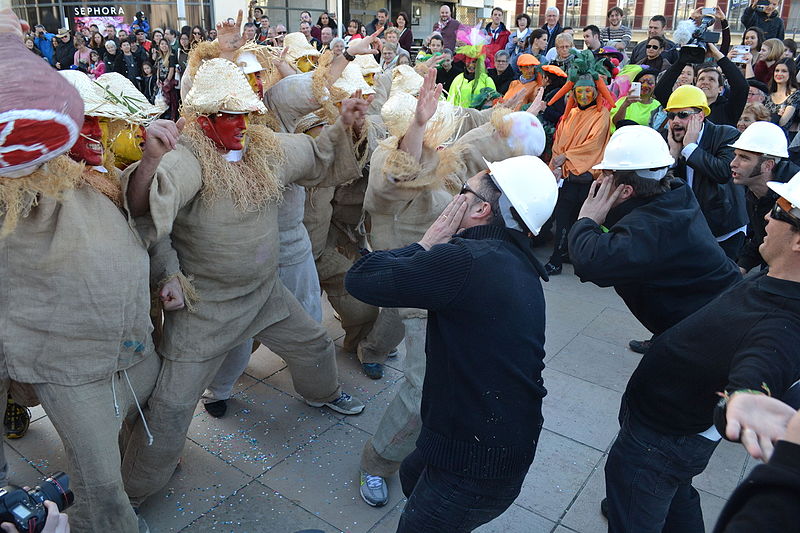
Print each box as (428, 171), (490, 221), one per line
(69, 116), (104, 166)
(198, 113), (248, 151)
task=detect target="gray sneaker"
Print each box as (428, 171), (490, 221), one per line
(306, 391), (365, 415)
(360, 471), (389, 507)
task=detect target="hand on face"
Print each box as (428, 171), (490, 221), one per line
(683, 112), (702, 146)
(418, 194), (469, 250)
(577, 175), (624, 225)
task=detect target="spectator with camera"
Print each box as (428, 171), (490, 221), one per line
(741, 0), (784, 40)
(32, 24), (55, 65)
(655, 43), (748, 128)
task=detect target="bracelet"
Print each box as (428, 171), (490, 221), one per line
(342, 50), (356, 61)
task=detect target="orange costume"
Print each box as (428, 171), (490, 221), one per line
(551, 103), (610, 179)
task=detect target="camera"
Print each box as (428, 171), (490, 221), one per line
(755, 0), (770, 12)
(676, 15), (720, 64)
(0, 472), (73, 533)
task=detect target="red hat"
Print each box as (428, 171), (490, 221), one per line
(0, 10), (84, 178)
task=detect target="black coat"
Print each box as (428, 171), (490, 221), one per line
(54, 42), (75, 70)
(741, 6), (785, 40)
(670, 120), (748, 238)
(712, 441), (800, 533)
(540, 22), (562, 52)
(569, 180), (742, 335)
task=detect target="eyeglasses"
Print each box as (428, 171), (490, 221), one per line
(771, 197), (800, 229)
(277, 30), (287, 34)
(460, 181), (489, 203)
(666, 109), (702, 120)
(645, 44), (661, 50)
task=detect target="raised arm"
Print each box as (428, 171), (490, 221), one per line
(399, 68), (442, 161)
(127, 118), (184, 217)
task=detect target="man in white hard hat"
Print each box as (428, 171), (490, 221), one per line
(730, 120), (800, 273)
(601, 170), (800, 533)
(569, 125), (741, 340)
(345, 152), (557, 531)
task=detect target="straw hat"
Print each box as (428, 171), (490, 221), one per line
(354, 53), (381, 76)
(58, 70), (127, 119)
(294, 112), (327, 134)
(283, 32), (321, 65)
(96, 73), (166, 125)
(183, 58), (267, 115)
(389, 65), (424, 97)
(332, 62), (375, 97)
(381, 92), (460, 147)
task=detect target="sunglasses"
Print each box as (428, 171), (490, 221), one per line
(193, 31), (202, 35)
(771, 197), (800, 229)
(667, 109), (701, 120)
(645, 44), (661, 50)
(460, 182), (489, 203)
(277, 30), (287, 34)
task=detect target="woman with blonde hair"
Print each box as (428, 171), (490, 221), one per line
(747, 37), (785, 84)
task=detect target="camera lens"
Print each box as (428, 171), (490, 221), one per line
(35, 472), (74, 512)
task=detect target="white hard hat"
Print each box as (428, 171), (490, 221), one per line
(236, 51), (263, 74)
(483, 156), (558, 235)
(768, 171), (800, 218)
(593, 125), (674, 179)
(729, 121), (789, 159)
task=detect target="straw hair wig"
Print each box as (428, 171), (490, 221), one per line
(333, 62), (375, 97)
(283, 32), (322, 65)
(381, 92), (462, 149)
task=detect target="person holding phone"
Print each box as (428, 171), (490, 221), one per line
(610, 68), (661, 131)
(741, 0), (784, 40)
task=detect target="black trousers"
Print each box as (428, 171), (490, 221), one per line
(548, 179), (592, 265)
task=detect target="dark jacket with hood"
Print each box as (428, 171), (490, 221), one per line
(741, 6), (785, 40)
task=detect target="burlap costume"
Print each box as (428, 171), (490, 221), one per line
(302, 114), (395, 360)
(121, 96), (364, 503)
(360, 108), (548, 477)
(0, 155), (161, 532)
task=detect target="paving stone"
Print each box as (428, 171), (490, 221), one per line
(560, 456), (607, 533)
(260, 423), (403, 533)
(475, 503), (556, 532)
(699, 488), (728, 532)
(343, 378), (401, 436)
(6, 416), (69, 474)
(541, 368), (622, 452)
(138, 440), (251, 532)
(515, 429), (603, 522)
(547, 334), (640, 393)
(188, 381), (341, 477)
(579, 307), (651, 349)
(366, 498), (405, 532)
(542, 293), (607, 361)
(179, 478), (337, 532)
(695, 439), (749, 499)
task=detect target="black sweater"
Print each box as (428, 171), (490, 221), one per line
(713, 441), (800, 532)
(738, 160), (800, 272)
(345, 225), (548, 479)
(626, 271), (800, 435)
(569, 181), (741, 335)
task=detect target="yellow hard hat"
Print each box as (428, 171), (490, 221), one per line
(665, 85), (711, 116)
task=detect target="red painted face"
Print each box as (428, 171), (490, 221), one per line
(198, 113), (249, 151)
(69, 115), (104, 166)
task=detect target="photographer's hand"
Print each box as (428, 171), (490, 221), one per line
(1, 501), (70, 533)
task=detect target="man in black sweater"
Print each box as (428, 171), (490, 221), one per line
(346, 155), (558, 533)
(604, 174), (800, 533)
(654, 43), (748, 128)
(569, 125), (741, 339)
(730, 120), (800, 273)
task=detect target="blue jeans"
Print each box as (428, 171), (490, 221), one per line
(605, 397), (720, 533)
(396, 448), (527, 533)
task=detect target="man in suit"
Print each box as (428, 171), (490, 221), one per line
(664, 85), (747, 260)
(541, 6), (562, 53)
